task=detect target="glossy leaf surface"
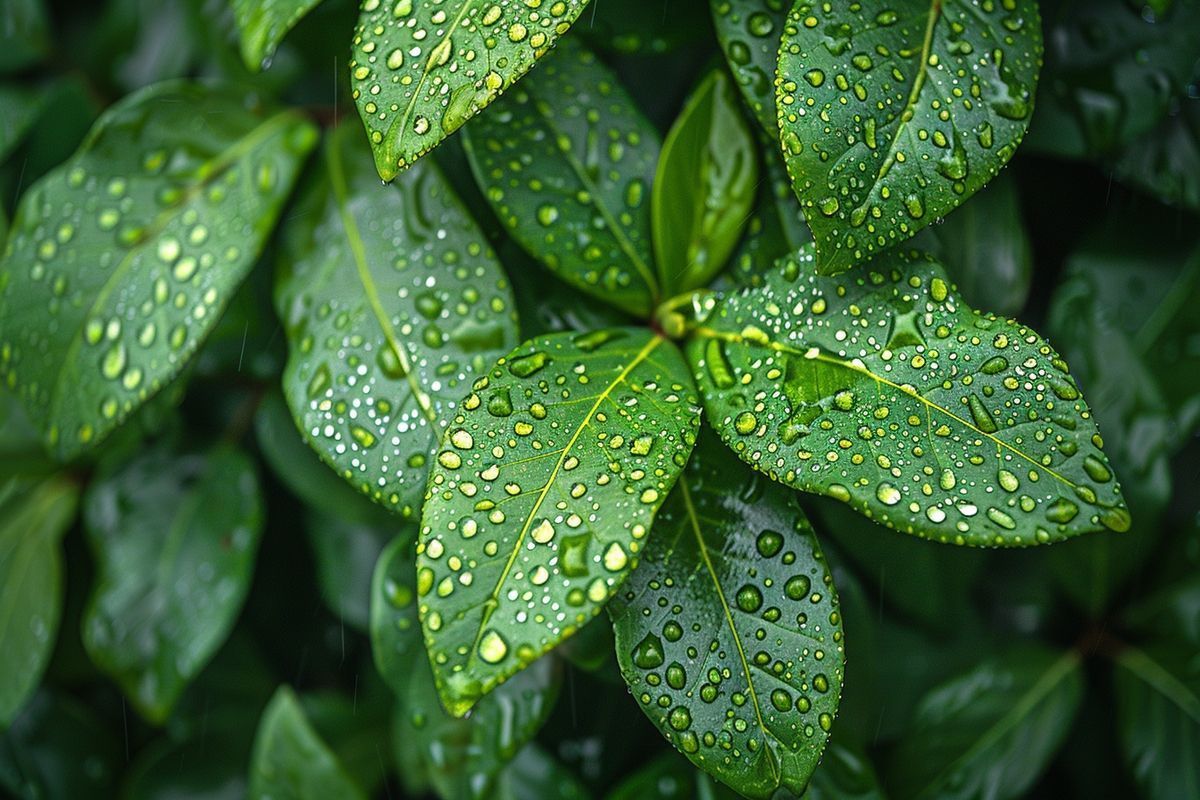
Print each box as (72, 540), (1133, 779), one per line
(418, 327), (700, 715)
(691, 245), (1128, 546)
(0, 81), (317, 460)
(350, 0), (591, 180)
(277, 124), (517, 516)
(464, 38), (661, 317)
(777, 0), (1043, 274)
(609, 434), (843, 799)
(231, 0), (325, 71)
(710, 0), (789, 135)
(653, 70), (758, 295)
(82, 446), (263, 722)
(717, 153), (811, 292)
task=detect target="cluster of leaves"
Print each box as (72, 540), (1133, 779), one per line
(0, 0), (1198, 799)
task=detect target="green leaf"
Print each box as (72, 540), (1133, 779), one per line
(710, 0), (789, 135)
(802, 742), (885, 800)
(0, 477), (77, 727)
(690, 245), (1129, 546)
(231, 0), (326, 71)
(609, 433), (843, 799)
(463, 38), (661, 317)
(0, 84), (43, 164)
(1116, 97), (1200, 214)
(0, 81), (318, 460)
(122, 722), (250, 800)
(371, 536), (424, 698)
(1114, 645), (1200, 800)
(306, 508), (401, 631)
(776, 0), (1043, 274)
(604, 753), (741, 800)
(276, 123), (517, 516)
(350, 0), (592, 180)
(653, 70), (759, 295)
(418, 327), (700, 716)
(81, 445), (264, 722)
(494, 744), (590, 800)
(248, 687), (366, 800)
(0, 691), (121, 798)
(0, 0), (50, 74)
(886, 648), (1084, 800)
(578, 0), (710, 55)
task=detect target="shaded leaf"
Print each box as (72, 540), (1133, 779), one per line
(579, 0), (709, 55)
(122, 722), (250, 800)
(609, 433), (843, 799)
(0, 691), (121, 799)
(777, 0), (1043, 274)
(495, 744), (591, 800)
(231, 0), (326, 71)
(1116, 96), (1200, 214)
(305, 507), (401, 631)
(277, 123), (517, 516)
(507, 243), (636, 340)
(0, 0), (50, 74)
(0, 81), (317, 460)
(82, 446), (264, 722)
(604, 752), (740, 800)
(350, 0), (592, 180)
(463, 38), (661, 317)
(418, 327), (700, 715)
(690, 245), (1128, 546)
(710, 0), (789, 135)
(0, 84), (43, 164)
(803, 742), (886, 800)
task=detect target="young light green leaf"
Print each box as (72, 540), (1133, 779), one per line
(777, 0), (1043, 275)
(248, 687), (366, 800)
(609, 433), (843, 799)
(82, 446), (264, 722)
(277, 124), (517, 517)
(1115, 645), (1200, 800)
(886, 648), (1083, 800)
(690, 245), (1129, 546)
(463, 38), (661, 317)
(231, 0), (325, 71)
(0, 81), (317, 461)
(0, 477), (78, 727)
(418, 327), (701, 716)
(350, 0), (592, 181)
(653, 70), (759, 295)
(710, 0), (789, 135)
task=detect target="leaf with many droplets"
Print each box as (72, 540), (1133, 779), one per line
(710, 0), (790, 135)
(0, 477), (77, 727)
(0, 81), (317, 461)
(417, 327), (700, 716)
(608, 433), (843, 799)
(690, 245), (1129, 546)
(276, 124), (517, 516)
(231, 0), (327, 71)
(463, 38), (661, 317)
(653, 70), (759, 295)
(776, 0), (1043, 275)
(350, 0), (592, 181)
(81, 446), (264, 723)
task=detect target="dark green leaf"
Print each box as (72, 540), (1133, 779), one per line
(1123, 574), (1200, 648)
(578, 0), (709, 55)
(371, 535), (424, 698)
(231, 0), (326, 71)
(886, 648), (1083, 800)
(122, 724), (249, 800)
(463, 38), (661, 317)
(0, 477), (77, 727)
(277, 123), (517, 516)
(653, 70), (758, 295)
(418, 327), (700, 715)
(0, 0), (49, 74)
(82, 446), (264, 722)
(0, 84), (43, 164)
(248, 687), (366, 800)
(604, 753), (740, 800)
(305, 507), (401, 631)
(507, 243), (636, 339)
(802, 742), (885, 800)
(777, 0), (1043, 274)
(350, 0), (592, 180)
(710, 0), (789, 135)
(0, 81), (318, 460)
(0, 691), (121, 799)
(609, 433), (842, 799)
(692, 245), (1128, 546)
(1115, 97), (1200, 214)
(494, 744), (591, 800)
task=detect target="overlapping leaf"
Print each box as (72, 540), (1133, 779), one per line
(690, 245), (1128, 546)
(464, 38), (661, 317)
(277, 124), (517, 516)
(0, 81), (317, 459)
(609, 434), (843, 799)
(777, 0), (1043, 274)
(231, 0), (325, 71)
(418, 327), (700, 716)
(350, 0), (592, 180)
(710, 0), (789, 135)
(716, 154), (810, 292)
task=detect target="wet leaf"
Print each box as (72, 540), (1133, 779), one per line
(710, 0), (789, 135)
(1115, 97), (1200, 214)
(276, 124), (517, 516)
(0, 81), (318, 461)
(777, 0), (1043, 274)
(609, 433), (843, 799)
(248, 687), (366, 800)
(0, 477), (77, 727)
(231, 0), (326, 71)
(886, 648), (1084, 800)
(690, 245), (1129, 546)
(418, 327), (700, 716)
(81, 446), (264, 722)
(350, 0), (592, 180)
(653, 70), (759, 295)
(463, 38), (661, 317)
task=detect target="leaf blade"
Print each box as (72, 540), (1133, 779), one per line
(231, 0), (325, 71)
